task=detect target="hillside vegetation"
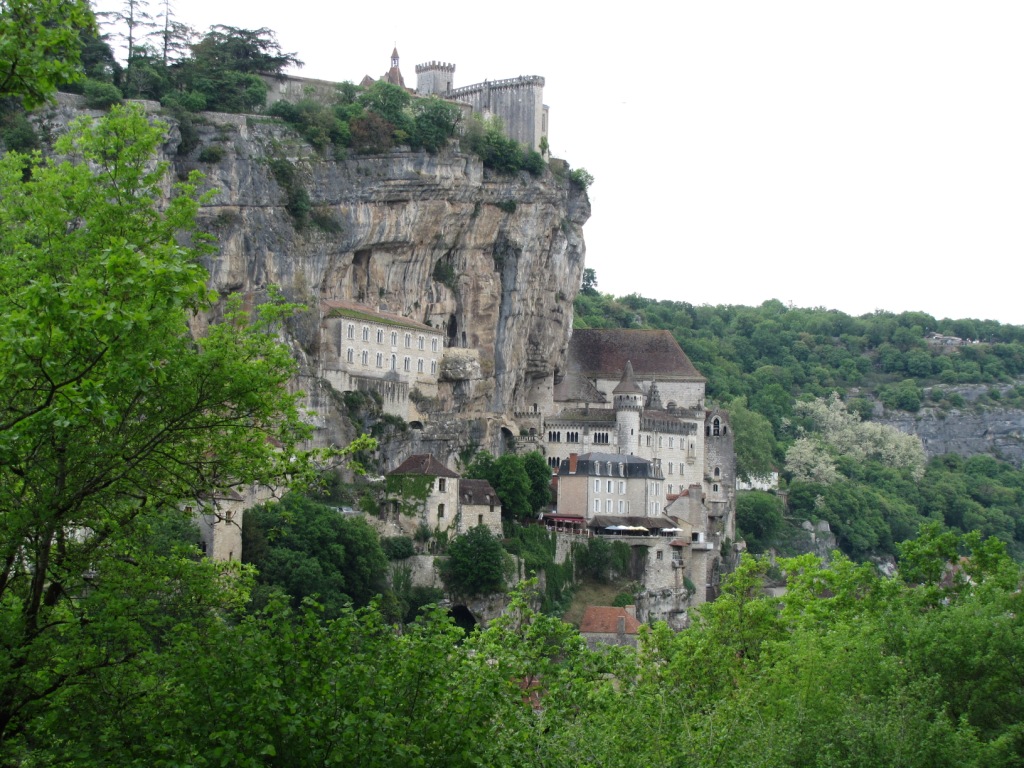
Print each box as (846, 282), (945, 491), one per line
(576, 281), (1024, 559)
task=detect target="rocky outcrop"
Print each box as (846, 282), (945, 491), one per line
(44, 96), (589, 456)
(879, 406), (1024, 467)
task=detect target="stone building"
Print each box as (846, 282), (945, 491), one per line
(414, 55), (549, 153)
(534, 329), (736, 623)
(556, 452), (665, 520)
(387, 454), (503, 538)
(319, 300), (444, 422)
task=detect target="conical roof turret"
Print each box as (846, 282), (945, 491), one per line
(613, 360), (643, 395)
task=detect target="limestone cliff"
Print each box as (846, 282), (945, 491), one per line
(108, 102), (589, 457)
(877, 383), (1024, 467)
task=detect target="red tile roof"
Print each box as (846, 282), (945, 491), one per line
(579, 606), (641, 635)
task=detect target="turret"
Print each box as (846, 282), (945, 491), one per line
(613, 361), (643, 453)
(416, 60), (456, 96)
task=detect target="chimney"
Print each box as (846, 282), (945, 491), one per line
(568, 453), (578, 474)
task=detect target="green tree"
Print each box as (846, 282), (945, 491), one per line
(441, 524), (507, 596)
(581, 267), (598, 295)
(736, 491), (784, 550)
(523, 450), (553, 514)
(0, 105), (310, 745)
(172, 25), (301, 112)
(244, 494), (389, 615)
(410, 95), (460, 152)
(0, 0), (95, 107)
(726, 396), (777, 481)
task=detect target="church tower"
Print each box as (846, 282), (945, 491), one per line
(613, 361), (643, 455)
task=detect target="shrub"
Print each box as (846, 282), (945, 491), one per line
(382, 536), (415, 560)
(569, 167), (594, 190)
(197, 145), (225, 163)
(83, 79), (123, 109)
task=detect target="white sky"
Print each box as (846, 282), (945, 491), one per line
(98, 0), (1024, 324)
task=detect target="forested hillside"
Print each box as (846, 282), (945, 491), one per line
(575, 276), (1024, 559)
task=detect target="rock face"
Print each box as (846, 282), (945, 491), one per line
(879, 407), (1024, 467)
(40, 98), (589, 455)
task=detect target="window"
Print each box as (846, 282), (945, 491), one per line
(391, 354), (396, 370)
(376, 329), (383, 343)
(346, 348), (354, 363)
(438, 478), (446, 492)
(606, 480), (613, 493)
(668, 462), (674, 475)
(431, 360), (437, 374)
(405, 333), (411, 348)
(361, 350), (368, 365)
(594, 479), (600, 493)
(437, 503), (445, 519)
(669, 437), (674, 449)
(713, 418), (720, 436)
(605, 499), (612, 513)
(417, 359), (424, 373)
(618, 500), (625, 514)
(418, 335), (424, 350)
(431, 338), (438, 352)
(667, 484), (673, 494)
(478, 514), (483, 526)
(347, 323), (354, 339)
(594, 499), (600, 514)
(619, 481), (625, 494)
(390, 331), (397, 346)
(376, 352), (383, 368)
(404, 357), (410, 371)
(618, 462), (624, 476)
(656, 550), (663, 561)
(714, 467), (720, 477)
(713, 484), (719, 492)
(595, 463), (601, 476)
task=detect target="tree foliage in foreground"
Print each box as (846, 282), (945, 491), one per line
(0, 0), (95, 107)
(0, 104), (311, 745)
(13, 529), (1024, 766)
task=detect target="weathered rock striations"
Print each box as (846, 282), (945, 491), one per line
(101, 103), (588, 456)
(40, 96), (588, 456)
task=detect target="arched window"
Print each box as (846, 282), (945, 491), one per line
(417, 359), (424, 373)
(362, 326), (370, 341)
(391, 331), (397, 346)
(346, 348), (354, 363)
(418, 335), (424, 350)
(405, 333), (411, 348)
(347, 323), (354, 339)
(430, 360), (437, 374)
(361, 350), (368, 365)
(714, 467), (720, 477)
(376, 329), (383, 343)
(713, 484), (719, 492)
(391, 354), (396, 370)
(376, 352), (383, 368)
(431, 338), (438, 352)
(404, 357), (410, 371)
(713, 418), (720, 436)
